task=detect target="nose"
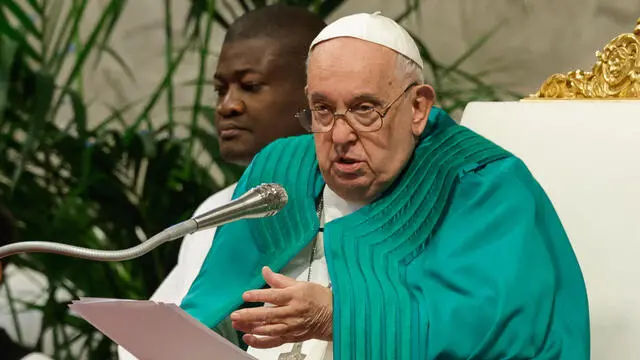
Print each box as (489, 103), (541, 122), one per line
(217, 88), (246, 118)
(331, 117), (358, 146)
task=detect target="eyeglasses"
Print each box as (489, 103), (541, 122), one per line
(295, 83), (417, 133)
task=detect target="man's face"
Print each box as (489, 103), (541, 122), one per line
(214, 38), (307, 165)
(307, 38), (434, 203)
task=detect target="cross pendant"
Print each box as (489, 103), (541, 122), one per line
(278, 342), (307, 360)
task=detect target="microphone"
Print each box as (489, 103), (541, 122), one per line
(0, 183), (288, 261)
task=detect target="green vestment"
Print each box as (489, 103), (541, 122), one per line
(181, 107), (590, 359)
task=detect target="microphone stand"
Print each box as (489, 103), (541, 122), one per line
(0, 183), (287, 262)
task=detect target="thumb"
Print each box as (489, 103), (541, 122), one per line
(262, 266), (297, 289)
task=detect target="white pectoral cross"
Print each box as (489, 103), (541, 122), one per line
(278, 342), (306, 360)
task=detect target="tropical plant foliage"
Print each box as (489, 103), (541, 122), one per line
(0, 0), (519, 358)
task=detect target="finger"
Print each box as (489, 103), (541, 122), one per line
(262, 266), (298, 289)
(232, 318), (282, 334)
(242, 334), (293, 349)
(242, 287), (292, 305)
(232, 315), (305, 335)
(231, 320), (270, 334)
(242, 323), (290, 337)
(230, 305), (292, 323)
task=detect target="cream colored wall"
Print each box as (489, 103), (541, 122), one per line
(80, 0), (640, 128)
(338, 0), (640, 95)
(73, 0), (225, 131)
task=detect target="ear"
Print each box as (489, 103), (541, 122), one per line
(411, 84), (436, 137)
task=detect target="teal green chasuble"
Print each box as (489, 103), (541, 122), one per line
(181, 108), (590, 359)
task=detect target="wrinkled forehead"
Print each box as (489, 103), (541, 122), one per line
(307, 38), (400, 98)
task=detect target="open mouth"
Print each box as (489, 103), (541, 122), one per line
(334, 156), (363, 174)
(338, 157), (357, 164)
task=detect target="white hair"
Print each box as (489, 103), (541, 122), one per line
(395, 53), (424, 84)
(305, 50), (424, 85)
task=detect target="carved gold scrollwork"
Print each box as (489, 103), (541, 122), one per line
(527, 18), (640, 99)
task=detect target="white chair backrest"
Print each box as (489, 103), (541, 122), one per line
(460, 100), (640, 360)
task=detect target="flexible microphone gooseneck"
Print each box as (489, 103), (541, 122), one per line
(0, 183), (288, 261)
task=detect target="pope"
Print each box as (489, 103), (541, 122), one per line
(181, 12), (591, 360)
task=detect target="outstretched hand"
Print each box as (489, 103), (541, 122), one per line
(229, 266), (333, 349)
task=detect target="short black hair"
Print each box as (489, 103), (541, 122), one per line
(0, 205), (16, 248)
(224, 4), (326, 47)
(222, 5), (326, 91)
(226, 4), (325, 72)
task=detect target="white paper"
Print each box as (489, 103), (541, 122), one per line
(69, 298), (255, 360)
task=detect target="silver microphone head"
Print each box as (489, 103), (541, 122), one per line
(191, 183), (288, 231)
(252, 183), (289, 216)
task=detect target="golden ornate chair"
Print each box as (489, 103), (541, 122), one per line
(529, 19), (640, 100)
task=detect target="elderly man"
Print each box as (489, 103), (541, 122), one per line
(181, 12), (590, 360)
(117, 4), (325, 360)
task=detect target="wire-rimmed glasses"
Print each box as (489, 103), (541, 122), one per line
(295, 83), (417, 133)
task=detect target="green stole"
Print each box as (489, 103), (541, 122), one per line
(180, 107), (511, 359)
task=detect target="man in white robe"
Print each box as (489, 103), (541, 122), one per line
(117, 4), (326, 359)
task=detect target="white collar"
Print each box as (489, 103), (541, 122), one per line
(322, 185), (364, 224)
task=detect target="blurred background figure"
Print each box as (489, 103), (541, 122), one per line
(117, 4), (325, 359)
